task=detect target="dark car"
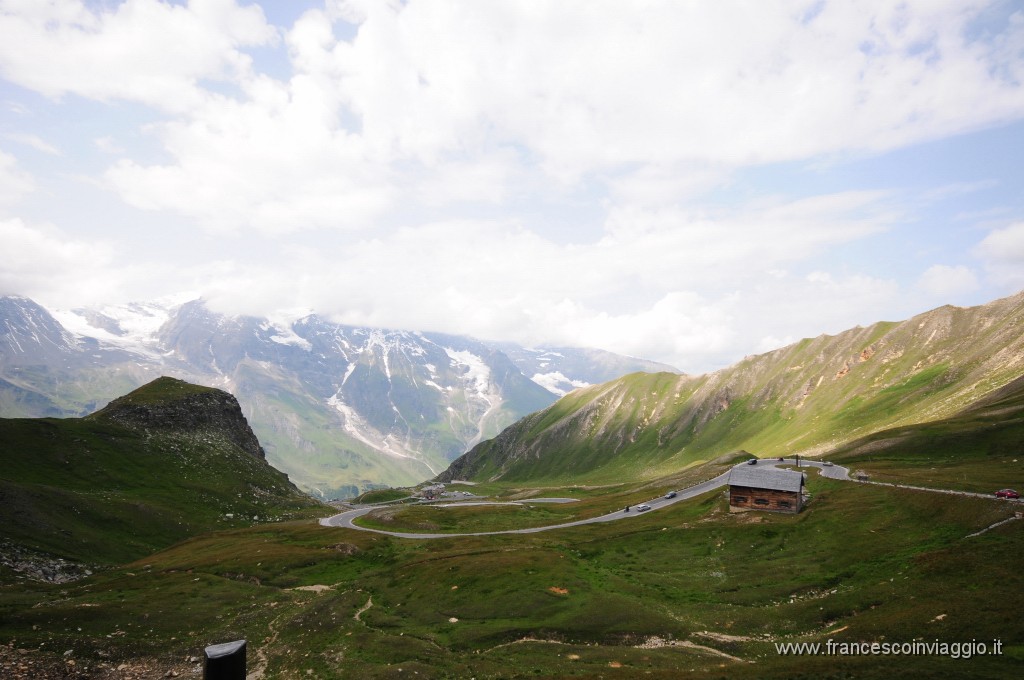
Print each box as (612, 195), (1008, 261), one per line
(995, 489), (1020, 499)
(665, 491), (677, 499)
(747, 459), (758, 465)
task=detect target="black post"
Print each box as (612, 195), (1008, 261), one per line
(204, 640), (246, 680)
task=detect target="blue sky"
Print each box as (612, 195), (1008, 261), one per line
(1, 0), (1023, 373)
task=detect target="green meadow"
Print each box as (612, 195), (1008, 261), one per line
(1, 463), (1020, 678)
(1, 372), (1023, 677)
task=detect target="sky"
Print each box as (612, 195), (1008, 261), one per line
(1, 0), (1023, 374)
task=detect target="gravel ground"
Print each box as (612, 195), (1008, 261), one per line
(0, 642), (202, 679)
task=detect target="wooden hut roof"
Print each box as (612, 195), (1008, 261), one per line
(727, 466), (805, 493)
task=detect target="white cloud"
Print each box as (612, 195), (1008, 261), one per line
(0, 218), (119, 303)
(313, 0), (1024, 174)
(595, 190), (898, 301)
(95, 136), (126, 155)
(0, 148), (33, 206)
(975, 222), (1024, 288)
(4, 133), (60, 155)
(102, 48), (397, 232)
(0, 0), (277, 113)
(916, 264), (980, 297)
(0, 1), (1022, 373)
(29, 0), (1018, 234)
(177, 185), (906, 370)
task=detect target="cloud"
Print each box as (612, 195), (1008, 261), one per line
(103, 76), (396, 233)
(975, 222), (1024, 288)
(38, 0), (1022, 234)
(181, 186), (904, 370)
(4, 133), (60, 155)
(595, 190), (898, 303)
(916, 264), (980, 297)
(95, 136), (126, 155)
(0, 0), (277, 113)
(312, 1), (1024, 174)
(0, 218), (119, 303)
(0, 148), (33, 206)
(1, 1), (1022, 373)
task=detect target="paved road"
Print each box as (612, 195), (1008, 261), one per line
(319, 458), (845, 539)
(319, 458), (1020, 539)
(319, 474), (731, 538)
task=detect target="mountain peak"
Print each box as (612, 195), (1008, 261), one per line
(0, 295), (78, 360)
(91, 377), (266, 460)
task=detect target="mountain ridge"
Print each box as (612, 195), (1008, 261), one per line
(438, 290), (1024, 483)
(0, 377), (320, 575)
(0, 295), (677, 497)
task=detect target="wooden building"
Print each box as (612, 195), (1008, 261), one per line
(727, 466), (805, 513)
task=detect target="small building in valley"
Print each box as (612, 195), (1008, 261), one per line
(727, 466), (806, 513)
(419, 483), (445, 500)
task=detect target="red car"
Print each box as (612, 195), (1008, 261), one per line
(995, 489), (1020, 499)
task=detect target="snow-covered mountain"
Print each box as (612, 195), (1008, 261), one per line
(494, 344), (680, 396)
(0, 295), (679, 498)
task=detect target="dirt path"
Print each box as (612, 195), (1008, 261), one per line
(966, 513), (1021, 538)
(638, 636), (750, 664)
(247, 609), (286, 680)
(354, 594), (374, 622)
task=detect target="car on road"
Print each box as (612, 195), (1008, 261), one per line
(747, 459), (758, 465)
(665, 491), (677, 499)
(995, 489), (1020, 499)
(823, 461), (834, 467)
(636, 504), (651, 512)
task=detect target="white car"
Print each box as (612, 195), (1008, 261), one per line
(636, 504), (651, 512)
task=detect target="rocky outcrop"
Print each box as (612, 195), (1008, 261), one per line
(0, 541), (95, 584)
(91, 377), (266, 460)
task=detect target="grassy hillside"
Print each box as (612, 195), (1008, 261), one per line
(0, 462), (1019, 677)
(442, 291), (1024, 484)
(1, 370), (1022, 676)
(826, 374), (1024, 493)
(0, 378), (322, 570)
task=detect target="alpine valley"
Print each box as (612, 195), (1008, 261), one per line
(1, 292), (1023, 679)
(0, 295), (674, 498)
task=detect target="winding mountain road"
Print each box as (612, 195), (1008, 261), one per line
(318, 458), (851, 539)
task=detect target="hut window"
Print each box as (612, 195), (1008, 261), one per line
(732, 495), (748, 503)
(754, 498), (770, 506)
(778, 500), (791, 508)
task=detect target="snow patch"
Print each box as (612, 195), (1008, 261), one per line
(51, 299), (183, 358)
(327, 392), (439, 474)
(444, 348), (491, 398)
(531, 371), (590, 397)
(261, 319), (312, 351)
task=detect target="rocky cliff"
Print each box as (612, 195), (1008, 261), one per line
(0, 378), (320, 573)
(91, 376), (265, 460)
